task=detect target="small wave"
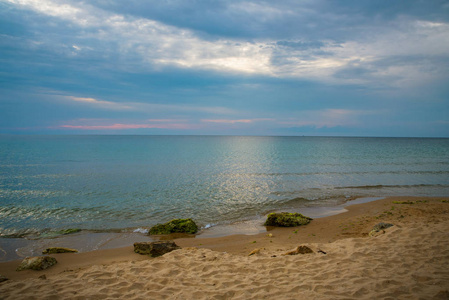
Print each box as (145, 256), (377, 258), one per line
(203, 223), (217, 230)
(221, 170), (449, 177)
(133, 228), (149, 234)
(335, 184), (448, 190)
(0, 228), (82, 239)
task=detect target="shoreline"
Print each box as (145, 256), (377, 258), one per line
(0, 196), (383, 262)
(1, 196), (449, 299)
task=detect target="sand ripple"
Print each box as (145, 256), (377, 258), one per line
(1, 219), (449, 299)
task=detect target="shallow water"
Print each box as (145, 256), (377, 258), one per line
(0, 196), (383, 261)
(0, 135), (448, 250)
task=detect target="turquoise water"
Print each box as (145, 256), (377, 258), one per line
(1, 135), (448, 239)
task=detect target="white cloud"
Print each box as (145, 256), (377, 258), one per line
(67, 96), (133, 110)
(63, 94), (235, 115)
(279, 109), (378, 128)
(4, 0), (449, 88)
(5, 0), (273, 75)
(201, 119), (253, 124)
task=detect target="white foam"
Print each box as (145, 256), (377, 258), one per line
(203, 223), (216, 229)
(133, 228), (149, 234)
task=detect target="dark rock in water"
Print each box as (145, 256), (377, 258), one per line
(134, 241), (180, 257)
(42, 247), (78, 254)
(57, 229), (81, 235)
(369, 222), (394, 236)
(16, 256), (58, 271)
(0, 275), (8, 283)
(283, 245), (314, 255)
(149, 218), (198, 235)
(264, 212), (312, 227)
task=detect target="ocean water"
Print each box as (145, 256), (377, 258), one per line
(1, 135), (448, 243)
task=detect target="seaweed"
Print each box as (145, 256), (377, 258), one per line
(264, 212), (312, 227)
(392, 201), (415, 204)
(42, 247), (78, 254)
(149, 218), (198, 235)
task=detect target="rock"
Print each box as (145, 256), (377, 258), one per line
(264, 212), (312, 227)
(369, 222), (394, 237)
(0, 275), (8, 283)
(16, 256), (58, 271)
(283, 245), (314, 255)
(248, 248), (264, 256)
(59, 228), (81, 235)
(42, 247), (78, 254)
(149, 218), (198, 235)
(38, 274), (47, 280)
(134, 241), (180, 257)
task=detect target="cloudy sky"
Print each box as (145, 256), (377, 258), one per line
(1, 0), (448, 136)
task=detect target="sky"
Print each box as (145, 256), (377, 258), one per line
(1, 0), (448, 137)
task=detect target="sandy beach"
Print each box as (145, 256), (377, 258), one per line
(1, 196), (448, 299)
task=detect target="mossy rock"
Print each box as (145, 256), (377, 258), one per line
(134, 241), (180, 257)
(369, 222), (394, 237)
(283, 245), (314, 255)
(149, 218), (198, 235)
(264, 212), (312, 227)
(42, 247), (78, 254)
(16, 256), (57, 271)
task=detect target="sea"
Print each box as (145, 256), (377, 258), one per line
(1, 135), (448, 261)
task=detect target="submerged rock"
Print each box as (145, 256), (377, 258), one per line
(149, 218), (198, 235)
(283, 245), (314, 255)
(264, 212), (312, 227)
(134, 241), (180, 257)
(56, 229), (81, 235)
(369, 222), (394, 237)
(0, 275), (8, 283)
(16, 256), (58, 271)
(42, 247), (78, 254)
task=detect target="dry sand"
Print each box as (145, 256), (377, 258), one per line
(1, 196), (448, 299)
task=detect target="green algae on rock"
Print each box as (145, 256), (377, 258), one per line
(134, 241), (180, 257)
(264, 212), (312, 227)
(16, 256), (57, 271)
(369, 222), (394, 237)
(149, 218), (198, 235)
(42, 247), (78, 254)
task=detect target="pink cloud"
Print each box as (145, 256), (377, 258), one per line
(60, 123), (196, 130)
(201, 119), (253, 124)
(147, 119), (188, 122)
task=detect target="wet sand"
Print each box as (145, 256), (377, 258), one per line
(1, 196), (448, 299)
